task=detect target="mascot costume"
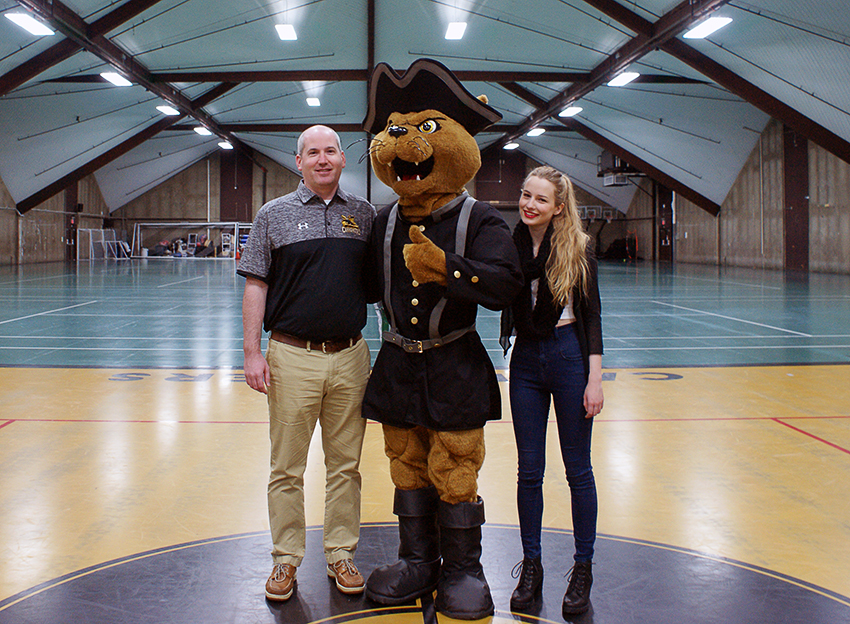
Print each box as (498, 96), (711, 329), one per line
(361, 58), (523, 620)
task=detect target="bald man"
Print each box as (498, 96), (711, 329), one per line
(239, 125), (376, 601)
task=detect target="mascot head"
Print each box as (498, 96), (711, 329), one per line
(363, 59), (502, 216)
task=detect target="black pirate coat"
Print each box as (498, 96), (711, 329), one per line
(362, 194), (523, 431)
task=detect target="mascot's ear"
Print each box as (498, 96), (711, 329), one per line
(477, 95), (489, 105)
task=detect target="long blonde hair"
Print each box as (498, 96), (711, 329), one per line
(524, 166), (590, 306)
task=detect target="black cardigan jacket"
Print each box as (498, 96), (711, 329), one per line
(501, 251), (603, 380)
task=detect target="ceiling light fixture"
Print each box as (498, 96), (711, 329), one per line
(156, 105), (180, 116)
(527, 128), (545, 137)
(275, 24), (297, 40)
(683, 16), (732, 39)
(306, 97), (321, 107)
(559, 106), (583, 118)
(503, 142), (520, 150)
(5, 12), (54, 36)
(445, 22), (467, 40)
(101, 72), (133, 87)
(607, 72), (640, 87)
(218, 141), (234, 150)
(194, 126), (213, 136)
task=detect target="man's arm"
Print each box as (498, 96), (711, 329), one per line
(242, 277), (271, 394)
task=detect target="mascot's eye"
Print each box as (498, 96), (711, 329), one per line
(417, 119), (441, 134)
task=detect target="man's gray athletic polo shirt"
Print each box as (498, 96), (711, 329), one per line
(237, 181), (375, 342)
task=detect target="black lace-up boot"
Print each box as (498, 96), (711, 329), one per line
(509, 557), (544, 611)
(562, 560), (593, 616)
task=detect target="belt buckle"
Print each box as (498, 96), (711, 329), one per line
(403, 338), (423, 353)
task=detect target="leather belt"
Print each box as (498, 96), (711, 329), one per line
(271, 331), (362, 354)
(382, 324), (475, 353)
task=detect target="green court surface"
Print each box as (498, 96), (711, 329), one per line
(1, 258), (848, 369)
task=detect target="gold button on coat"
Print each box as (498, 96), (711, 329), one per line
(412, 280), (419, 287)
(471, 276), (479, 283)
(411, 317), (419, 325)
(411, 298), (419, 306)
(453, 270), (461, 278)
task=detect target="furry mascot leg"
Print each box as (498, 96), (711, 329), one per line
(429, 429), (494, 619)
(368, 426), (494, 619)
(365, 426), (441, 604)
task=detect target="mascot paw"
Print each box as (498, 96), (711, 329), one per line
(403, 225), (447, 286)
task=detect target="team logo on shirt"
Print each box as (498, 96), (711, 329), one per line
(341, 215), (361, 234)
(298, 222), (309, 230)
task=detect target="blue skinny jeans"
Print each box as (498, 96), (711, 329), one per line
(509, 323), (597, 562)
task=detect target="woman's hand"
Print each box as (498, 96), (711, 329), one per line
(584, 354), (603, 418)
(583, 379), (603, 418)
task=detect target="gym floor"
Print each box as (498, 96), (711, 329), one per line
(1, 259), (849, 623)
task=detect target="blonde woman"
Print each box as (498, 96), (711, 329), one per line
(500, 166), (603, 616)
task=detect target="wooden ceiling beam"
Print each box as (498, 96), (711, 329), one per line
(586, 0), (850, 164)
(0, 38), (81, 96)
(168, 123), (365, 134)
(562, 118), (721, 217)
(165, 122), (568, 134)
(14, 81), (236, 214)
(494, 79), (720, 216)
(87, 0), (165, 36)
(17, 0), (238, 140)
(661, 38), (850, 164)
(493, 0), (732, 148)
(11, 0), (257, 211)
(499, 83), (548, 109)
(15, 115), (185, 214)
(45, 69), (706, 86)
(151, 69), (370, 83)
(148, 69), (590, 83)
(0, 0), (165, 96)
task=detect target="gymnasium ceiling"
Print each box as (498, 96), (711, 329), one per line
(1, 0), (849, 215)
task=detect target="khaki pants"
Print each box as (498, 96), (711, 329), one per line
(266, 337), (370, 567)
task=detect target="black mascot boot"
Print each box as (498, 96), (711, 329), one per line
(562, 560), (593, 616)
(365, 486), (441, 605)
(510, 556), (544, 611)
(434, 497), (494, 620)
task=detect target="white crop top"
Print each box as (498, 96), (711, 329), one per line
(531, 278), (576, 323)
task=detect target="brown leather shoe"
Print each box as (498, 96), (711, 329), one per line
(265, 563), (296, 601)
(327, 559), (365, 594)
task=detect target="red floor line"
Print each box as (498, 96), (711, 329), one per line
(595, 415), (850, 423)
(5, 419), (270, 425)
(5, 416), (849, 426)
(773, 418), (850, 455)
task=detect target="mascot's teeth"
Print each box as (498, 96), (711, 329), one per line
(391, 156), (434, 184)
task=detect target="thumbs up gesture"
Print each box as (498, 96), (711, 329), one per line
(403, 225), (447, 286)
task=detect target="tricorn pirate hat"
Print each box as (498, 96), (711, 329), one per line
(362, 58), (502, 136)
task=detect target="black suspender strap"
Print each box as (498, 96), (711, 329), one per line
(381, 195), (477, 353)
(382, 202), (399, 332)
